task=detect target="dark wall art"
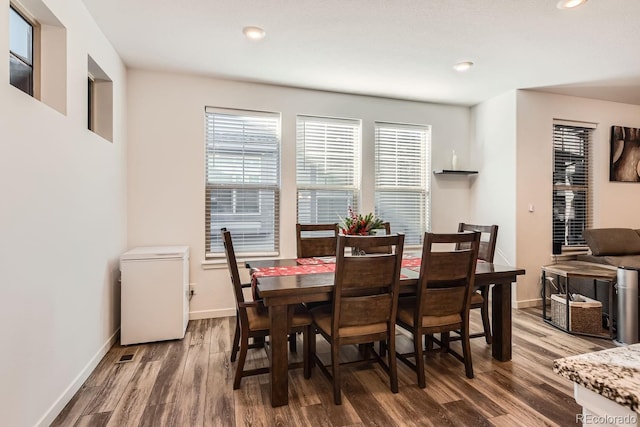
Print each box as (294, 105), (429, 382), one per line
(610, 126), (640, 182)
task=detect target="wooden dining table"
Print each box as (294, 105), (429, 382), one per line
(246, 257), (525, 407)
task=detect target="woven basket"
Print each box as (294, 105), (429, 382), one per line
(550, 294), (602, 334)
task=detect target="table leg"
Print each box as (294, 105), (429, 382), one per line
(491, 279), (513, 361)
(269, 304), (289, 406)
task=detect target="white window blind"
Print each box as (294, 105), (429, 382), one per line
(374, 122), (430, 246)
(205, 107), (280, 257)
(552, 121), (593, 248)
(296, 115), (360, 224)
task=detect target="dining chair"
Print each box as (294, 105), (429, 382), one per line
(296, 223), (339, 258)
(222, 228), (267, 360)
(396, 231), (480, 388)
(455, 223), (498, 344)
(309, 233), (405, 405)
(292, 223), (340, 351)
(221, 228), (313, 389)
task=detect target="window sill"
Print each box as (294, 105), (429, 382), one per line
(433, 170), (478, 175)
(549, 248), (589, 263)
(201, 259), (228, 270)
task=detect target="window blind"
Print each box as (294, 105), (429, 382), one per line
(205, 107), (280, 257)
(296, 115), (360, 224)
(374, 122), (430, 245)
(552, 122), (593, 248)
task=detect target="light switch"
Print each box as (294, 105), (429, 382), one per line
(528, 204), (535, 212)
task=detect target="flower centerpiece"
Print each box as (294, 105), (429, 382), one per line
(339, 207), (384, 236)
(340, 207), (385, 255)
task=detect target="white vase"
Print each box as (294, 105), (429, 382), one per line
(451, 150), (458, 170)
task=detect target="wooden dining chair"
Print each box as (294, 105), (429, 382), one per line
(309, 233), (405, 405)
(221, 228), (313, 389)
(296, 223), (339, 258)
(396, 231), (480, 388)
(455, 223), (498, 344)
(292, 223), (340, 351)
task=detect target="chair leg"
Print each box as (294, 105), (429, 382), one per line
(379, 339), (387, 358)
(357, 343), (366, 355)
(303, 326), (312, 379)
(440, 331), (450, 353)
(425, 334), (433, 351)
(310, 326), (316, 370)
(231, 313), (240, 363)
(362, 343), (372, 361)
(331, 340), (342, 405)
(233, 333), (249, 390)
(481, 287), (492, 344)
(388, 330), (398, 393)
(415, 330), (426, 388)
(461, 325), (474, 379)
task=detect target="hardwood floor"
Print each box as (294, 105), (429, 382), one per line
(52, 308), (614, 426)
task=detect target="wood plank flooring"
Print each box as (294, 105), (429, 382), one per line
(52, 308), (615, 426)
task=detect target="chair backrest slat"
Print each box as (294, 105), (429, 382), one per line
(339, 255), (398, 290)
(296, 223), (339, 258)
(366, 222), (393, 254)
(425, 251), (478, 281)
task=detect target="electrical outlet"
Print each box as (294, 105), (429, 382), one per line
(189, 283), (196, 295)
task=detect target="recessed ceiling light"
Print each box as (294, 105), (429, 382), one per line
(557, 0), (587, 9)
(243, 26), (266, 40)
(453, 61), (474, 72)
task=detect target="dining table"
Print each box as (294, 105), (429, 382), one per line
(246, 256), (526, 407)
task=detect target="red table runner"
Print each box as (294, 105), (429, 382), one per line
(252, 263), (336, 278)
(294, 255), (421, 268)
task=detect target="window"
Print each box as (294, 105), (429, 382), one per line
(8, 1), (67, 114)
(552, 121), (594, 249)
(9, 5), (34, 96)
(374, 122), (430, 245)
(87, 55), (114, 141)
(296, 116), (361, 224)
(205, 107), (280, 256)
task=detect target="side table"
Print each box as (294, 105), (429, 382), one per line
(541, 261), (617, 339)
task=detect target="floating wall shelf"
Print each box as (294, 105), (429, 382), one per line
(433, 170), (479, 175)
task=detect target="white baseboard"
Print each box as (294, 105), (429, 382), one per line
(36, 329), (120, 427)
(515, 298), (542, 309)
(189, 308), (235, 320)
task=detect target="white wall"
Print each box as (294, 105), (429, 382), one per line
(515, 90), (640, 306)
(0, 0), (127, 425)
(126, 70), (472, 319)
(469, 91), (517, 269)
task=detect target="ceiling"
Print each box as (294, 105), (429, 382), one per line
(81, 0), (640, 107)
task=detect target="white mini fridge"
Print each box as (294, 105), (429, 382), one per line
(120, 246), (190, 345)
